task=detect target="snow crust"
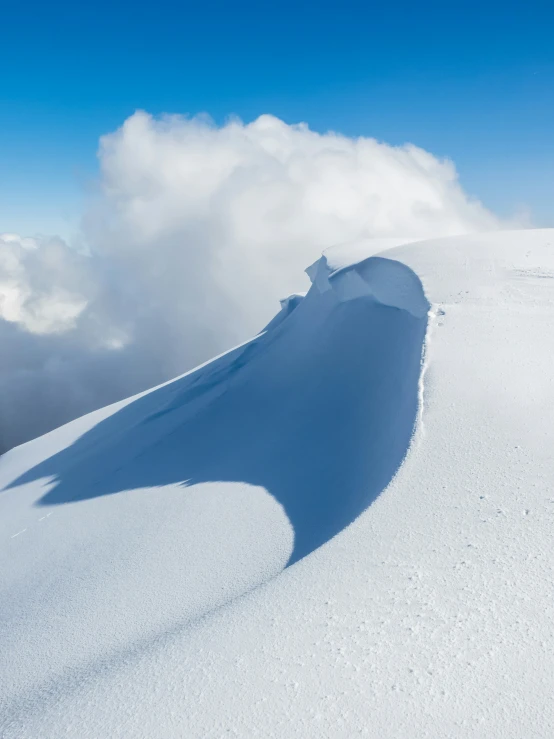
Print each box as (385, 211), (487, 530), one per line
(2, 229), (554, 737)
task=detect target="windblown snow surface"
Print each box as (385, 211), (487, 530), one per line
(2, 230), (554, 738)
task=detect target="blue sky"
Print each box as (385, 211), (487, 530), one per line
(2, 0), (553, 237)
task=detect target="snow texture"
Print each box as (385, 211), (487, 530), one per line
(2, 229), (554, 737)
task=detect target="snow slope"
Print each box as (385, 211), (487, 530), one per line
(1, 229), (554, 737)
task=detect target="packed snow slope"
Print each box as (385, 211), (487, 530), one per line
(1, 229), (554, 738)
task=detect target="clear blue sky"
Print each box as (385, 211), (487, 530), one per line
(2, 0), (553, 237)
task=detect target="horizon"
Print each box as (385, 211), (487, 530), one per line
(1, 0), (553, 451)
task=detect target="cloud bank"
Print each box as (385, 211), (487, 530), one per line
(0, 112), (500, 453)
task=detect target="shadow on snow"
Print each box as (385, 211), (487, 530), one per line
(5, 259), (429, 566)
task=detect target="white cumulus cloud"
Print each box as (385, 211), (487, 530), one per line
(0, 234), (88, 334)
(0, 112), (501, 453)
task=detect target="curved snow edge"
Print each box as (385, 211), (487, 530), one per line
(306, 254), (429, 318)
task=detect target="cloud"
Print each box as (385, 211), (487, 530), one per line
(0, 112), (500, 453)
(0, 234), (88, 334)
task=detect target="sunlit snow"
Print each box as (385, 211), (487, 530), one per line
(2, 229), (554, 737)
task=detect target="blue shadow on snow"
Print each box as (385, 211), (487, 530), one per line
(4, 260), (429, 566)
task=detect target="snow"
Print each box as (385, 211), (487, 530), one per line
(2, 229), (554, 737)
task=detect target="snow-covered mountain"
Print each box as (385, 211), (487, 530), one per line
(2, 229), (554, 738)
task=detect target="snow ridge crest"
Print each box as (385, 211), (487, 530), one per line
(305, 253), (429, 318)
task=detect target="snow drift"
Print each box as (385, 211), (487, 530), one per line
(2, 229), (554, 738)
(1, 112), (501, 456)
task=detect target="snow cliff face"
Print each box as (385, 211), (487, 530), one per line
(2, 229), (554, 738)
